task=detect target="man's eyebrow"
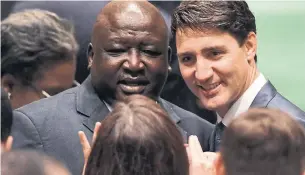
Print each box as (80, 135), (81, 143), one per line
(177, 51), (195, 58)
(201, 45), (227, 52)
(176, 45), (227, 58)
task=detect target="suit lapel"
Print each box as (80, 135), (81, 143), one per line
(250, 81), (277, 108)
(160, 99), (188, 142)
(75, 78), (187, 140)
(76, 76), (110, 132)
(207, 82), (277, 152)
(207, 127), (216, 152)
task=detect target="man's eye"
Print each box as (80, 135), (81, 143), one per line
(181, 56), (192, 62)
(106, 49), (126, 56)
(207, 50), (223, 58)
(212, 51), (220, 56)
(142, 50), (161, 57)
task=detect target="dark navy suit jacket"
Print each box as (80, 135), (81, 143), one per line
(208, 81), (305, 151)
(12, 77), (213, 175)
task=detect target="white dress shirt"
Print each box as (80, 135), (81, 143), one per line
(103, 98), (161, 112)
(217, 73), (268, 126)
(103, 100), (112, 111)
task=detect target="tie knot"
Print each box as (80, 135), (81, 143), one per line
(217, 122), (226, 131)
(214, 122), (226, 151)
(215, 122), (226, 141)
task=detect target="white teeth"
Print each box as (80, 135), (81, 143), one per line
(200, 83), (220, 90)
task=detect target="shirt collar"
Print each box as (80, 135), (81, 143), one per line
(217, 73), (267, 126)
(103, 97), (162, 112)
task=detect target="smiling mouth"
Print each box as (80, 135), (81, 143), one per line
(197, 82), (221, 91)
(197, 82), (221, 96)
(118, 79), (149, 94)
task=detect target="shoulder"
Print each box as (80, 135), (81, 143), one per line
(254, 81), (305, 123)
(15, 87), (78, 121)
(12, 87), (81, 147)
(162, 99), (214, 129)
(268, 92), (305, 123)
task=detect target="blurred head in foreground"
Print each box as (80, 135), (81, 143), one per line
(85, 94), (188, 175)
(1, 150), (71, 175)
(215, 108), (305, 175)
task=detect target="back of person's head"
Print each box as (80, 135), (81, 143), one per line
(1, 9), (79, 109)
(219, 108), (305, 175)
(85, 95), (189, 175)
(1, 88), (13, 152)
(1, 150), (71, 175)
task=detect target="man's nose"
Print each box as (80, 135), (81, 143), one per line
(122, 49), (144, 73)
(195, 59), (213, 82)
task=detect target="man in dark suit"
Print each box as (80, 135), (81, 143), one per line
(11, 1), (213, 175)
(10, 1), (217, 123)
(171, 0), (305, 152)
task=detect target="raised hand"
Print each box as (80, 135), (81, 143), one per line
(78, 122), (101, 175)
(186, 135), (217, 175)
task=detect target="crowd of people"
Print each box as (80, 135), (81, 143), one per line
(1, 1), (305, 175)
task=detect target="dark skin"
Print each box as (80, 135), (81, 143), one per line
(88, 1), (171, 105)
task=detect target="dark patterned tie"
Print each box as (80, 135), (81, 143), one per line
(214, 122), (226, 151)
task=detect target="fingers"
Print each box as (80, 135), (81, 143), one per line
(79, 122), (101, 169)
(92, 122), (101, 144)
(201, 152), (218, 166)
(78, 131), (90, 151)
(189, 135), (204, 163)
(185, 144), (191, 163)
(78, 131), (91, 161)
(186, 136), (217, 175)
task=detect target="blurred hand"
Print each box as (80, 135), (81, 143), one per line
(78, 122), (101, 175)
(186, 135), (217, 175)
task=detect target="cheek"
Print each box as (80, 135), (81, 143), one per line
(180, 65), (193, 80)
(94, 57), (121, 76)
(214, 55), (243, 85)
(146, 60), (168, 76)
(180, 66), (197, 91)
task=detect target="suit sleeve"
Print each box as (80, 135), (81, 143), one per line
(11, 110), (43, 151)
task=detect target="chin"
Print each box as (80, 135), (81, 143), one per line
(200, 96), (228, 111)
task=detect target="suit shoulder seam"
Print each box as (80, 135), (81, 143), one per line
(265, 91), (278, 107)
(15, 110), (45, 151)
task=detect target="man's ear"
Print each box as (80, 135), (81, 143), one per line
(87, 43), (94, 69)
(168, 46), (172, 64)
(215, 153), (226, 175)
(244, 31), (257, 65)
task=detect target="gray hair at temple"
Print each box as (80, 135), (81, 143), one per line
(1, 9), (79, 84)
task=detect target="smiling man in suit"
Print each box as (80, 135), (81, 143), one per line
(171, 0), (305, 152)
(11, 1), (213, 175)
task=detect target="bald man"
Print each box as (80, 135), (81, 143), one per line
(11, 1), (213, 174)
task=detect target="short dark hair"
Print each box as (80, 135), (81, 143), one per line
(171, 1), (257, 62)
(1, 9), (78, 85)
(221, 108), (305, 175)
(85, 95), (188, 175)
(1, 150), (71, 175)
(1, 88), (12, 142)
